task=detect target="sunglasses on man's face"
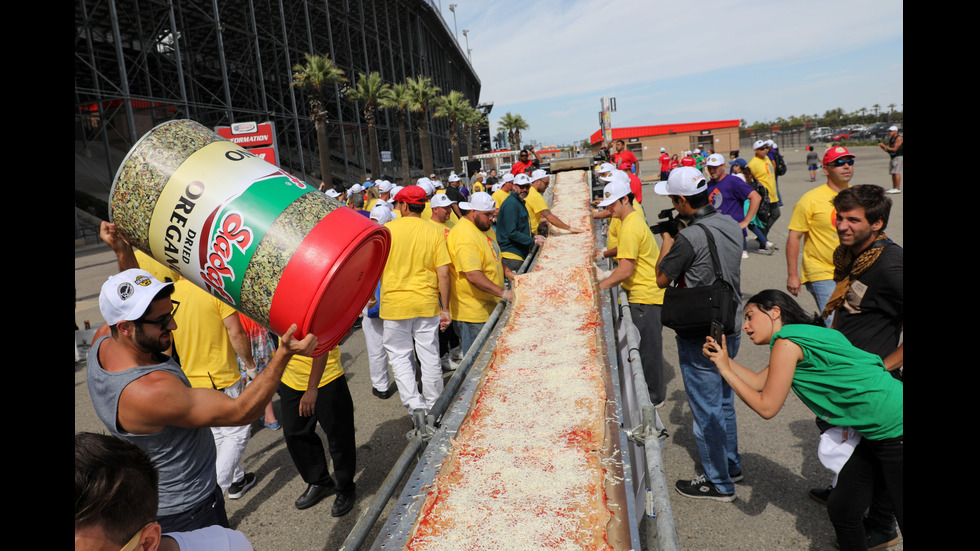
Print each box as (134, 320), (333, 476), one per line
(828, 158), (855, 167)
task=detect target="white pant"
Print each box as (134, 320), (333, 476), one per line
(211, 379), (250, 493)
(383, 316), (443, 414)
(362, 316), (391, 391)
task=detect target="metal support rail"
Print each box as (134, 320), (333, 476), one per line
(598, 217), (679, 551)
(611, 286), (679, 551)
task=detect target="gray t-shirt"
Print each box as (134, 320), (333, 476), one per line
(658, 209), (744, 331)
(87, 337), (217, 515)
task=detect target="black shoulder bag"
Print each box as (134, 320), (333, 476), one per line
(661, 224), (739, 338)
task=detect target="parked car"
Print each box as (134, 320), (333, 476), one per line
(829, 129), (854, 141)
(865, 122), (895, 140)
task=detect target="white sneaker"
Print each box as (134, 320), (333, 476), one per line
(741, 250), (749, 259)
(441, 354), (458, 372)
(885, 188), (901, 194)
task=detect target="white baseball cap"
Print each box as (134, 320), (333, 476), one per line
(448, 173), (461, 182)
(596, 162), (616, 174)
(459, 191), (496, 212)
(660, 147), (666, 152)
(99, 269), (174, 326)
(325, 189), (342, 198)
(369, 204), (394, 225)
(597, 171), (633, 207)
(377, 180), (393, 193)
(501, 173), (515, 183)
(753, 140), (768, 150)
(430, 193), (456, 208)
(654, 166), (708, 197)
(491, 183), (501, 193)
(888, 125), (898, 132)
(530, 168), (549, 182)
(706, 153), (726, 167)
(513, 173), (532, 186)
(416, 177), (435, 196)
(348, 184), (364, 194)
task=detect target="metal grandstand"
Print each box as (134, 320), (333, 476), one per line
(74, 0), (483, 204)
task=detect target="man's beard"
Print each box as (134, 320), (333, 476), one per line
(135, 323), (171, 355)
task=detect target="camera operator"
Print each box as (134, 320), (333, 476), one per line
(511, 145), (542, 176)
(653, 166), (747, 502)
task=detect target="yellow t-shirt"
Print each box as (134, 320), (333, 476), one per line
(472, 181), (485, 193)
(615, 210), (665, 306)
(606, 199), (645, 250)
(135, 249), (182, 283)
(787, 184), (842, 283)
(380, 216), (452, 320)
(747, 156), (779, 203)
(447, 217), (504, 323)
(492, 188), (510, 209)
(280, 346), (344, 392)
(524, 187), (549, 234)
(171, 280), (240, 389)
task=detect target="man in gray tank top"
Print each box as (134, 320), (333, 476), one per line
(86, 222), (318, 532)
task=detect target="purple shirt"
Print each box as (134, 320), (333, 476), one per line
(707, 174), (755, 225)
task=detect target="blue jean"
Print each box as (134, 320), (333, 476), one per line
(455, 320), (485, 358)
(677, 333), (742, 494)
(805, 279), (836, 327)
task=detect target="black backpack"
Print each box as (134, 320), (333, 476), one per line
(773, 150), (787, 176)
(750, 182), (771, 225)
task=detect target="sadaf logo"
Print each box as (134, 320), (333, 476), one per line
(199, 210), (254, 302)
(231, 122), (258, 134)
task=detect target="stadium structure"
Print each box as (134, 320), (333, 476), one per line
(75, 0), (485, 214)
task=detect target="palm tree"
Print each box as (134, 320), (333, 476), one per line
(346, 71), (390, 179)
(291, 53), (347, 188)
(405, 75), (442, 177)
(435, 90), (472, 174)
(461, 106), (485, 158)
(498, 112), (529, 151)
(380, 82), (414, 185)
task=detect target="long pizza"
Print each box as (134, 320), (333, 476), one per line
(406, 170), (622, 550)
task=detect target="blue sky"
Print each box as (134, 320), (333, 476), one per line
(436, 0), (903, 147)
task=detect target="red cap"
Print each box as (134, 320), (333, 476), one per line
(392, 185), (427, 205)
(823, 145), (854, 165)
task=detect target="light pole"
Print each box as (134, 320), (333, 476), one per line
(449, 4), (458, 42)
(462, 29), (471, 59)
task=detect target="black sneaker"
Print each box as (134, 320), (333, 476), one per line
(228, 472), (257, 499)
(808, 486), (832, 505)
(332, 491), (356, 517)
(372, 386), (395, 400)
(729, 470), (744, 483)
(675, 474), (735, 502)
(866, 527), (900, 550)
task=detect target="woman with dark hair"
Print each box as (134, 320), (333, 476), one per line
(703, 289), (902, 550)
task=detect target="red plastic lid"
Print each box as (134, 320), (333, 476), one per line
(269, 207), (390, 355)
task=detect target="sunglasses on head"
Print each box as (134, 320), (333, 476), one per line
(828, 158), (855, 167)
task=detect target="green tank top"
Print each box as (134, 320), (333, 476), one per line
(772, 324), (903, 440)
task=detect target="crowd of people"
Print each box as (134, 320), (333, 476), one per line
(78, 133), (902, 550)
(593, 135), (902, 551)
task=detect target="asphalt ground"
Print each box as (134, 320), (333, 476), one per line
(74, 145), (902, 550)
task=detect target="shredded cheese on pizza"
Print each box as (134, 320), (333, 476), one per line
(406, 171), (617, 550)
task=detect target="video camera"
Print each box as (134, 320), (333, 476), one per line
(649, 208), (683, 237)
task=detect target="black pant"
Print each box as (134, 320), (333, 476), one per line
(827, 436), (903, 550)
(278, 376), (357, 495)
(630, 303), (666, 404)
